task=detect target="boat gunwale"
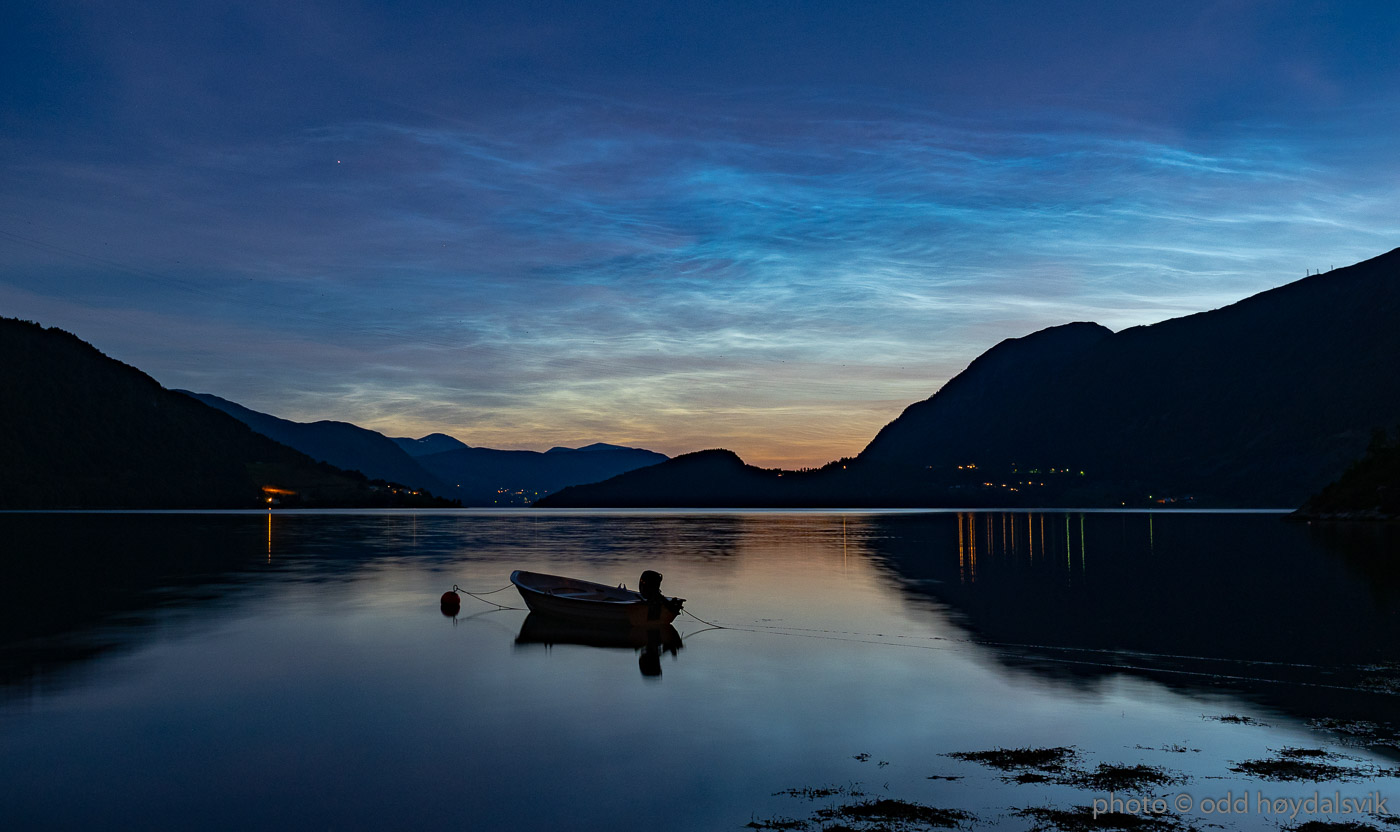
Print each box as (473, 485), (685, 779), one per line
(511, 570), (683, 603)
(509, 570), (685, 625)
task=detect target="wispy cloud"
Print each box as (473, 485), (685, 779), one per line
(3, 79), (1397, 466)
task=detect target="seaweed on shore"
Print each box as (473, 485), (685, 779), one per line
(1229, 747), (1397, 782)
(1133, 744), (1198, 754)
(1203, 713), (1270, 727)
(773, 784), (865, 800)
(1064, 763), (1185, 793)
(751, 795), (976, 831)
(813, 798), (975, 830)
(945, 747), (1184, 792)
(945, 746), (1079, 782)
(744, 817), (808, 830)
(1309, 717), (1400, 751)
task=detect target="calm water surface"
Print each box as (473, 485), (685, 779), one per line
(1, 510), (1397, 830)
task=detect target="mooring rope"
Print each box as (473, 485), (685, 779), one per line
(681, 608), (728, 629)
(450, 584), (527, 611)
(452, 584), (512, 594)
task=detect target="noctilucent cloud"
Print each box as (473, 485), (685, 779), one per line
(3, 1), (1397, 468)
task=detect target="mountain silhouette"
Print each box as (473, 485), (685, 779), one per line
(414, 442), (668, 505)
(174, 399), (671, 506)
(0, 318), (453, 508)
(540, 247), (1400, 508)
(547, 442), (644, 454)
(1296, 427), (1400, 520)
(858, 320), (1112, 467)
(529, 449), (777, 507)
(181, 391), (450, 495)
(390, 433), (470, 457)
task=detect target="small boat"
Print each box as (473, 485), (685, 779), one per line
(509, 569), (685, 626)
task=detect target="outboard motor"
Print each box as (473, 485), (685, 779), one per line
(638, 570), (682, 621)
(639, 570), (664, 599)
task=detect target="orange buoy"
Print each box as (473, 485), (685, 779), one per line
(440, 591), (461, 615)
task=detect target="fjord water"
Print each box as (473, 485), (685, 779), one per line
(1, 511), (1396, 830)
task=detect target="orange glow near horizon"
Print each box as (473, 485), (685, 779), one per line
(361, 406), (904, 471)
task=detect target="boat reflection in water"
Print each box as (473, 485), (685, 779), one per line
(514, 613), (683, 678)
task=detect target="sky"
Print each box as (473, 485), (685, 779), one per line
(2, 1), (1398, 468)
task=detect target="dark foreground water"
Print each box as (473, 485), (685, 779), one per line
(1, 510), (1397, 830)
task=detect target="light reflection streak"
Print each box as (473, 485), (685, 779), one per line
(1066, 513), (1071, 572)
(958, 511), (965, 578)
(1080, 513), (1086, 570)
(956, 511), (1105, 584)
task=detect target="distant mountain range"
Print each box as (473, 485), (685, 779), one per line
(409, 442), (668, 504)
(179, 394), (669, 505)
(540, 247), (1400, 508)
(0, 319), (453, 509)
(181, 391), (453, 496)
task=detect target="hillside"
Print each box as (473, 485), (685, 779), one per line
(0, 319), (454, 509)
(1295, 428), (1400, 520)
(859, 246), (1400, 505)
(181, 391), (449, 495)
(541, 247), (1400, 508)
(530, 449), (777, 507)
